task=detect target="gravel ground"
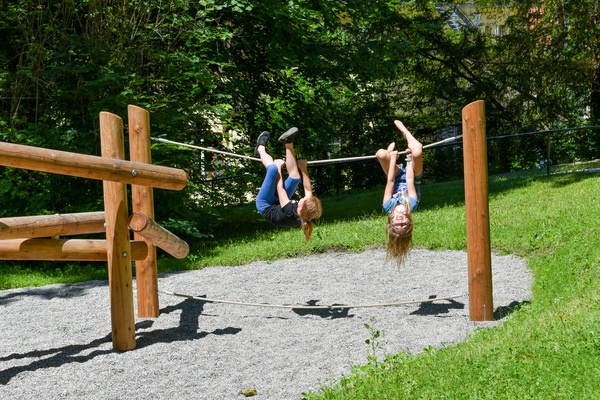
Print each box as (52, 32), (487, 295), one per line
(0, 249), (532, 399)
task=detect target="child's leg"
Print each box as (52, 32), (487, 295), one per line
(282, 143), (302, 198)
(257, 144), (274, 168)
(255, 131), (279, 213)
(394, 120), (423, 176)
(284, 143), (301, 179)
(256, 164), (280, 213)
(255, 138), (274, 168)
(255, 131), (274, 167)
(376, 142), (400, 176)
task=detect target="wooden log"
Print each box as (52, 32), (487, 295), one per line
(0, 211), (105, 240)
(0, 141), (187, 190)
(128, 212), (190, 259)
(462, 100), (494, 321)
(0, 238), (148, 260)
(101, 112), (136, 351)
(128, 105), (159, 318)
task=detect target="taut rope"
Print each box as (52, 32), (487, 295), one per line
(150, 135), (463, 167)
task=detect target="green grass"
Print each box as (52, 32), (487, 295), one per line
(304, 171), (600, 399)
(2, 168), (600, 398)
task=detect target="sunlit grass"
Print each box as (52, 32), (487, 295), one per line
(304, 171), (600, 399)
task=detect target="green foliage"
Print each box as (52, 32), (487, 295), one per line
(1, 1), (600, 236)
(364, 317), (387, 365)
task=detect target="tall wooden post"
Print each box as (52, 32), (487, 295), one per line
(128, 105), (160, 318)
(462, 100), (494, 321)
(100, 112), (136, 350)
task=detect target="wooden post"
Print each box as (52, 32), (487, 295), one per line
(546, 132), (551, 176)
(100, 112), (136, 351)
(462, 100), (494, 321)
(0, 141), (188, 190)
(129, 212), (190, 259)
(128, 105), (159, 318)
(0, 238), (148, 261)
(0, 212), (105, 240)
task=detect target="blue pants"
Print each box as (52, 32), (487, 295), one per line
(256, 164), (301, 214)
(394, 163), (422, 201)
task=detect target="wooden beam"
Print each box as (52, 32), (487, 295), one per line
(0, 238), (148, 260)
(101, 111), (136, 351)
(128, 105), (160, 318)
(0, 211), (105, 240)
(128, 212), (190, 259)
(462, 100), (494, 321)
(0, 141), (188, 190)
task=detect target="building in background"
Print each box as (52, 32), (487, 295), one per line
(436, 3), (514, 36)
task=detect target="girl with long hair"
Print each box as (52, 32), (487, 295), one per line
(254, 128), (322, 241)
(376, 120), (423, 266)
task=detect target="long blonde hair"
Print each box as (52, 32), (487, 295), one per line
(385, 196), (414, 267)
(299, 196), (322, 242)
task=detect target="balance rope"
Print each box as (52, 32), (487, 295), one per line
(150, 134), (463, 167)
(159, 290), (464, 310)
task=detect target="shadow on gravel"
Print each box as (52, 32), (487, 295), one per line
(136, 297), (241, 348)
(292, 300), (355, 319)
(0, 297), (240, 385)
(0, 335), (114, 385)
(409, 296), (465, 316)
(0, 281), (104, 306)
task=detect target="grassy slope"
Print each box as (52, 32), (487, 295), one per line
(308, 171), (600, 399)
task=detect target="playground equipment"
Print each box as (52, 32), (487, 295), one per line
(0, 101), (494, 355)
(155, 100), (495, 322)
(0, 105), (189, 351)
(462, 100), (494, 321)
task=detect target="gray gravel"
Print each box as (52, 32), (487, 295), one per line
(0, 249), (532, 399)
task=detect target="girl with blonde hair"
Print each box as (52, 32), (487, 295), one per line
(254, 128), (322, 241)
(376, 120), (423, 266)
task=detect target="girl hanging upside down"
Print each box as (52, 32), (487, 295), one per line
(376, 120), (423, 267)
(254, 127), (322, 242)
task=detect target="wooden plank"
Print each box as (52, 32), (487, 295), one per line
(0, 211), (105, 240)
(0, 238), (148, 260)
(0, 141), (187, 190)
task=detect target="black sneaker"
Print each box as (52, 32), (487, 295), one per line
(254, 131), (270, 157)
(278, 127), (298, 144)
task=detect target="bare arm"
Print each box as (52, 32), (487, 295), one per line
(297, 160), (313, 197)
(275, 160), (291, 207)
(404, 148), (418, 200)
(383, 150), (399, 204)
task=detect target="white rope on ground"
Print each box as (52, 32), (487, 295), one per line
(159, 290), (464, 310)
(150, 134), (463, 167)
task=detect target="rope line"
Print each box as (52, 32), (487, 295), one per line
(159, 290), (464, 310)
(151, 136), (261, 162)
(151, 125), (600, 166)
(150, 134), (463, 167)
(306, 135), (463, 166)
(487, 125), (600, 140)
